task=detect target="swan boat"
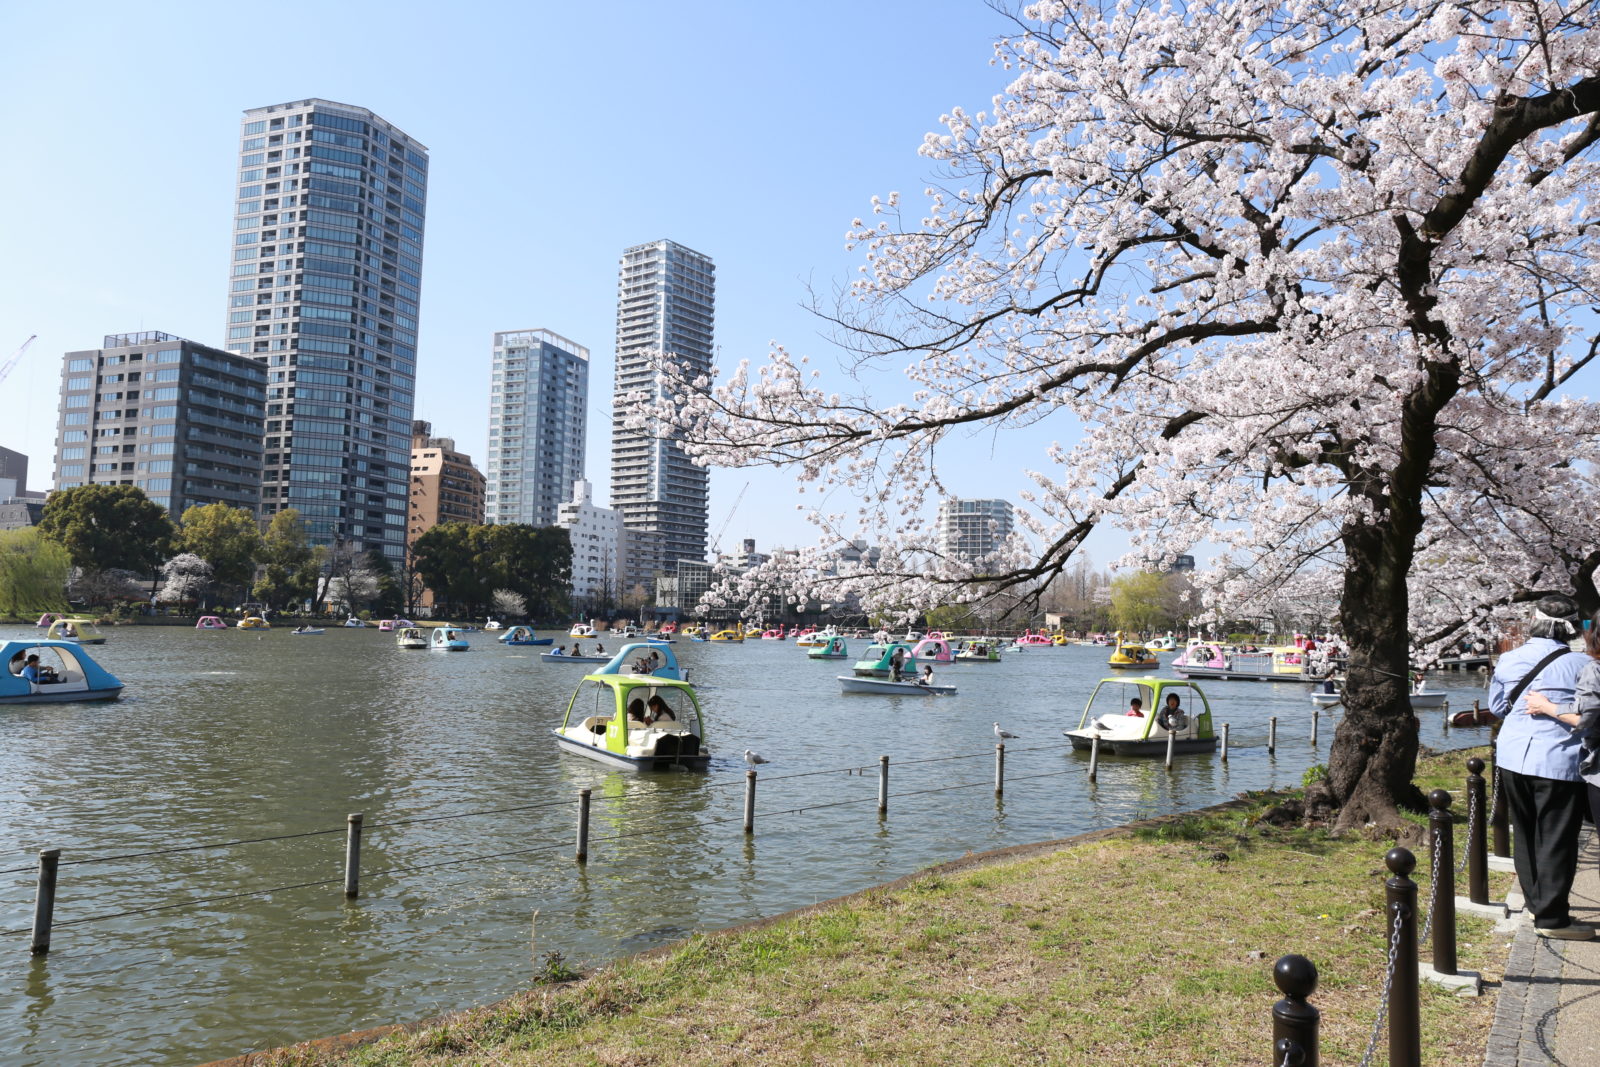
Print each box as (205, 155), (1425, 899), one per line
(395, 627), (428, 649)
(1107, 634), (1159, 670)
(553, 643), (708, 769)
(1065, 677), (1217, 757)
(195, 616), (229, 630)
(1, 639), (125, 704)
(238, 616), (270, 630)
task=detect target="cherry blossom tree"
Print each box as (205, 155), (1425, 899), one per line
(641, 1), (1600, 829)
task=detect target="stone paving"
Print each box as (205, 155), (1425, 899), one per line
(1484, 834), (1600, 1067)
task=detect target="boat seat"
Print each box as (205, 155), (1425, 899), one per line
(581, 715), (609, 736)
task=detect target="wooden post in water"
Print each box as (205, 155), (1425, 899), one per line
(1310, 709), (1318, 746)
(1088, 735), (1100, 782)
(1220, 723), (1229, 763)
(877, 755), (889, 816)
(1268, 716), (1278, 754)
(343, 813), (363, 899)
(575, 788), (591, 864)
(1164, 729), (1175, 771)
(994, 743), (1005, 796)
(30, 849), (60, 956)
(744, 770), (757, 834)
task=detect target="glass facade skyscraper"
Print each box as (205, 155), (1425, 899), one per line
(223, 98), (427, 562)
(485, 329), (589, 527)
(610, 240), (714, 593)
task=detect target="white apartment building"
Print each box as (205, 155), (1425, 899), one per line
(556, 479), (621, 608)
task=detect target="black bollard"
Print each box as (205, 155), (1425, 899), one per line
(1466, 758), (1489, 905)
(1271, 954), (1319, 1067)
(1386, 847), (1421, 1067)
(1428, 790), (1458, 976)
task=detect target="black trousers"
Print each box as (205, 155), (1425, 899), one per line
(1502, 767), (1586, 928)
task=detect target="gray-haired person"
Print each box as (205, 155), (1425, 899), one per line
(1490, 594), (1593, 939)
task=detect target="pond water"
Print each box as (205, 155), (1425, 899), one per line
(0, 625), (1487, 1066)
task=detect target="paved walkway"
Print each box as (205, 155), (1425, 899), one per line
(1485, 833), (1600, 1066)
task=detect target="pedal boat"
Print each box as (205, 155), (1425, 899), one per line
(2, 639), (124, 704)
(237, 616), (270, 630)
(1065, 677), (1217, 756)
(954, 640), (1002, 662)
(1107, 634), (1159, 670)
(395, 627), (428, 649)
(499, 625), (552, 646)
(46, 617), (107, 644)
(709, 627), (745, 642)
(851, 642), (927, 678)
(554, 644), (708, 769)
(195, 615), (229, 630)
(837, 674), (957, 695)
(807, 634), (850, 659)
(429, 626), (470, 651)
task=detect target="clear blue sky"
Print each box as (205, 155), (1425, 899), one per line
(0, 0), (1129, 566)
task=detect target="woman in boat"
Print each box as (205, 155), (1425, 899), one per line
(647, 695), (675, 723)
(918, 664), (934, 686)
(627, 698), (649, 728)
(595, 642), (605, 655)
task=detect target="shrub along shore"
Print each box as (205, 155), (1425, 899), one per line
(212, 746), (1509, 1067)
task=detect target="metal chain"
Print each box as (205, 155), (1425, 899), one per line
(1456, 782), (1477, 876)
(1278, 1043), (1297, 1067)
(1357, 905), (1405, 1067)
(1420, 830), (1444, 940)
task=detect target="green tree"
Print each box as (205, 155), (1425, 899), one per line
(178, 503), (264, 597)
(253, 509), (317, 610)
(0, 528), (71, 617)
(412, 523), (479, 615)
(1109, 571), (1169, 634)
(37, 485), (175, 574)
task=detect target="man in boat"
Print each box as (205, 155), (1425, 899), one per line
(552, 645), (566, 656)
(1490, 594), (1593, 940)
(890, 648), (906, 682)
(21, 654), (58, 684)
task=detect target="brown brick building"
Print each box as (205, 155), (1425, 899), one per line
(408, 421), (485, 609)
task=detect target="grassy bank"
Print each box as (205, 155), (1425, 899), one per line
(239, 746), (1508, 1067)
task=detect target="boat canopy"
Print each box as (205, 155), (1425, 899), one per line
(46, 617), (105, 643)
(1074, 677), (1214, 739)
(591, 642), (685, 680)
(1, 638), (124, 702)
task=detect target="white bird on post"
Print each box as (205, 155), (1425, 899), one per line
(743, 749), (770, 766)
(993, 722), (1021, 741)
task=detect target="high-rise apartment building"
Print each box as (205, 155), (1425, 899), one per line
(54, 332), (265, 516)
(610, 240), (715, 593)
(485, 329), (588, 527)
(407, 420), (485, 545)
(936, 498), (1015, 562)
(223, 98), (427, 563)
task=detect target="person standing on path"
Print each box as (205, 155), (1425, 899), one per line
(1491, 594), (1594, 940)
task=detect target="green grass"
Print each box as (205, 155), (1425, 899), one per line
(238, 746), (1508, 1067)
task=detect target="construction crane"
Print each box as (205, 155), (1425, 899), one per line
(710, 480), (750, 557)
(0, 335), (37, 386)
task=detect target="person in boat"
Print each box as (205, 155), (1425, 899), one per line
(552, 645), (566, 656)
(627, 698), (649, 728)
(647, 695), (675, 723)
(1317, 678), (1337, 696)
(890, 648), (906, 683)
(917, 665), (934, 686)
(1126, 697), (1145, 717)
(595, 642), (605, 655)
(1156, 693), (1187, 732)
(21, 654), (58, 684)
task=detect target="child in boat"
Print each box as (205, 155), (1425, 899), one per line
(1126, 697), (1144, 717)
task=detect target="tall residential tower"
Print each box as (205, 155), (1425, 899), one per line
(485, 329), (588, 527)
(610, 240), (714, 593)
(223, 98), (427, 563)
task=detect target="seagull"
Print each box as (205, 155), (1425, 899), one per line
(743, 749), (770, 766)
(993, 722), (1021, 740)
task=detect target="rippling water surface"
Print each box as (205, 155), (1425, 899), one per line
(0, 625), (1485, 1066)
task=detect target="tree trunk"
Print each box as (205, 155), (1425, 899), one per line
(1306, 522), (1424, 830)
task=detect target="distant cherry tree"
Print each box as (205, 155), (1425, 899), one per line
(641, 1), (1600, 829)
